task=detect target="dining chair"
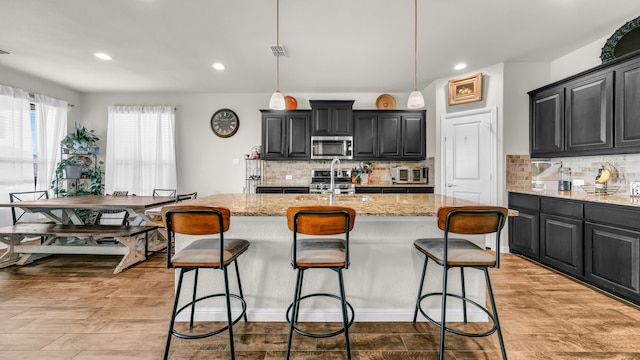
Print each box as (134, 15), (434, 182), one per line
(94, 191), (130, 225)
(176, 192), (197, 202)
(9, 190), (53, 225)
(153, 188), (177, 199)
(412, 206), (509, 360)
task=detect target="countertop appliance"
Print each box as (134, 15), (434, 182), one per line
(309, 168), (355, 194)
(311, 136), (353, 160)
(391, 166), (428, 184)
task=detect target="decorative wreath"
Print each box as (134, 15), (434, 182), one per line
(601, 15), (640, 63)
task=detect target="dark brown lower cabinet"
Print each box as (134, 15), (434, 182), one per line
(355, 186), (434, 194)
(256, 186), (309, 194)
(509, 207), (539, 258)
(585, 222), (640, 302)
(509, 192), (640, 306)
(508, 193), (540, 258)
(540, 213), (583, 277)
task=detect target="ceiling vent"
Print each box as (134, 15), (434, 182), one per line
(269, 45), (287, 57)
(0, 49), (13, 55)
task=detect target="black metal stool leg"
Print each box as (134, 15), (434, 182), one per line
(286, 268), (304, 360)
(190, 268), (198, 328)
(233, 259), (248, 322)
(485, 268), (507, 360)
(164, 268), (185, 360)
(413, 256), (429, 323)
(223, 265), (236, 360)
(460, 267), (468, 323)
(439, 266), (449, 360)
(294, 269), (305, 324)
(338, 268), (351, 360)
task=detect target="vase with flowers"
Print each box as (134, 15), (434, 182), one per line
(351, 162), (374, 185)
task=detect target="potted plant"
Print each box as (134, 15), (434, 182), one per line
(58, 156), (84, 179)
(51, 156), (104, 197)
(61, 123), (100, 154)
(351, 162), (374, 185)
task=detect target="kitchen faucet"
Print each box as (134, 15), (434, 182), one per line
(330, 157), (341, 203)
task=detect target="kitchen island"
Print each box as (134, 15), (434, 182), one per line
(166, 193), (504, 322)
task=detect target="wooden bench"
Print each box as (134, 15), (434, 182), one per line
(0, 223), (159, 274)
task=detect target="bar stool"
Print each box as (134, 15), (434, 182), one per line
(162, 205), (249, 360)
(412, 206), (508, 360)
(285, 205), (356, 360)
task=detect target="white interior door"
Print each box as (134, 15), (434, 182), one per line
(441, 107), (498, 247)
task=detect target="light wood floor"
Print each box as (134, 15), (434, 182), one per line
(0, 252), (639, 359)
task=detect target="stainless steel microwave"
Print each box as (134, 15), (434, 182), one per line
(311, 136), (353, 160)
(391, 166), (428, 184)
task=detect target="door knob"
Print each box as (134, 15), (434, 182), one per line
(447, 183), (457, 187)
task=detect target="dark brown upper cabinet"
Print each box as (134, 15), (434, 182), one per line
(353, 110), (425, 160)
(614, 57), (640, 149)
(530, 86), (564, 156)
(529, 51), (640, 157)
(310, 100), (354, 136)
(261, 110), (311, 160)
(564, 70), (613, 153)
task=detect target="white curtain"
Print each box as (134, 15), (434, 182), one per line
(105, 105), (177, 195)
(34, 94), (67, 191)
(0, 85), (33, 226)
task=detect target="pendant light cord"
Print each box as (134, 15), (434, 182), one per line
(276, 0), (280, 92)
(413, 0), (418, 90)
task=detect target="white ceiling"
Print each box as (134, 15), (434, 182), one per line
(0, 0), (638, 94)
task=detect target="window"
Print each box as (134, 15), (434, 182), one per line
(105, 105), (177, 195)
(0, 86), (33, 193)
(0, 85), (67, 226)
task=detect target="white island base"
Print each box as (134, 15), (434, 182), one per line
(173, 215), (490, 323)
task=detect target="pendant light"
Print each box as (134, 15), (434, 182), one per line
(407, 0), (425, 109)
(269, 0), (285, 110)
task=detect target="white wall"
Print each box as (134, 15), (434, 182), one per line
(0, 64), (82, 128)
(550, 36), (607, 82)
(0, 33), (615, 200)
(429, 63), (505, 201)
(502, 62), (550, 156)
(81, 92), (418, 196)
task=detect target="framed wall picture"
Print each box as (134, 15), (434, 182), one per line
(448, 73), (483, 106)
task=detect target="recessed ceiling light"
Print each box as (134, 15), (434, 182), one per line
(94, 52), (112, 61)
(212, 63), (225, 70)
(454, 63), (467, 70)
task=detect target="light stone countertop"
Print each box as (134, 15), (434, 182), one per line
(168, 193), (482, 217)
(508, 187), (640, 208)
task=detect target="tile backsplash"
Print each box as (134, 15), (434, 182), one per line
(262, 157), (435, 186)
(506, 153), (640, 195)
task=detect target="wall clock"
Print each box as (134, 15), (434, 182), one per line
(210, 108), (239, 138)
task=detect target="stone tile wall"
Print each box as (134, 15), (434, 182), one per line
(506, 153), (640, 195)
(262, 157), (435, 186)
(505, 154), (532, 190)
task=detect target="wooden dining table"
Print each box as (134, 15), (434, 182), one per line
(0, 195), (177, 225)
(0, 195), (176, 273)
